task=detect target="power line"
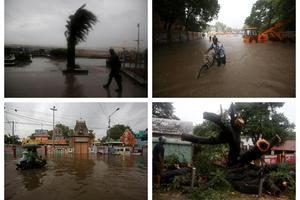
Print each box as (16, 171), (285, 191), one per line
(5, 111), (52, 124)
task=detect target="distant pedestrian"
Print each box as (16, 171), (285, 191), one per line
(209, 35), (212, 42)
(153, 136), (166, 187)
(103, 48), (122, 92)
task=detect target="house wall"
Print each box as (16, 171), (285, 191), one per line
(153, 138), (192, 163)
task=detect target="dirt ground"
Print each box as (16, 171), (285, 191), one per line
(153, 35), (295, 97)
(153, 191), (289, 200)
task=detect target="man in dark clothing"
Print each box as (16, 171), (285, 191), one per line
(103, 48), (122, 92)
(153, 136), (166, 187)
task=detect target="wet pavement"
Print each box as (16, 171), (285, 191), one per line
(5, 154), (147, 200)
(5, 58), (147, 97)
(153, 35), (295, 97)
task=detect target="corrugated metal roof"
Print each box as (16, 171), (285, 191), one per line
(272, 140), (295, 151)
(152, 118), (193, 135)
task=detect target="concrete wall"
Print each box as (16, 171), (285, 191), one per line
(153, 137), (192, 163)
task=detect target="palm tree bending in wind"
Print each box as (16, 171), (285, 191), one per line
(65, 4), (97, 71)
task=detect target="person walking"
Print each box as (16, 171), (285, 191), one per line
(103, 48), (122, 92)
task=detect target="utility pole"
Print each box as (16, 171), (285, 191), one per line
(50, 106), (57, 150)
(135, 23), (143, 68)
(108, 108), (120, 129)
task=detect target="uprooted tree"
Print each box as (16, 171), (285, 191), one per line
(160, 103), (295, 197)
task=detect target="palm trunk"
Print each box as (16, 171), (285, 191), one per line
(67, 39), (76, 71)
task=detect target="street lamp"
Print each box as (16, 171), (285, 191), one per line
(50, 106), (57, 150)
(108, 108), (120, 129)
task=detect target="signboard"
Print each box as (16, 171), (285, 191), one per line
(75, 137), (89, 143)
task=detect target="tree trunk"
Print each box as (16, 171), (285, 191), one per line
(238, 135), (281, 165)
(67, 39), (76, 71)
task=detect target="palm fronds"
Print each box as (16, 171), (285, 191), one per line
(65, 4), (97, 45)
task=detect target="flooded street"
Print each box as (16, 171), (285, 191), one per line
(5, 154), (147, 200)
(5, 57), (147, 97)
(153, 35), (295, 97)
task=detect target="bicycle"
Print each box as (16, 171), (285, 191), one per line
(196, 51), (215, 79)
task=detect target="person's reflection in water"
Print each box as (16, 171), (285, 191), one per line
(104, 87), (123, 97)
(20, 169), (47, 191)
(104, 87), (111, 97)
(63, 74), (83, 97)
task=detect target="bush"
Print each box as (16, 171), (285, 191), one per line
(49, 48), (67, 58)
(269, 164), (295, 200)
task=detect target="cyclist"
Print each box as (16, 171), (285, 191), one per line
(207, 36), (226, 66)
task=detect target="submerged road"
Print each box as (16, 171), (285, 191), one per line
(5, 154), (147, 200)
(153, 35), (295, 97)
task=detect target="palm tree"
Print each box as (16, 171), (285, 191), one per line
(65, 4), (97, 71)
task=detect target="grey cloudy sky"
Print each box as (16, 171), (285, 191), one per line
(173, 101), (296, 126)
(210, 0), (257, 28)
(4, 102), (147, 139)
(5, 0), (147, 50)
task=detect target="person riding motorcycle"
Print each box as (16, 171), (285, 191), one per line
(207, 36), (226, 66)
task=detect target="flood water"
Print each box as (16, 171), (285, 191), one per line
(153, 34), (295, 97)
(5, 57), (147, 97)
(5, 57), (106, 72)
(5, 154), (147, 200)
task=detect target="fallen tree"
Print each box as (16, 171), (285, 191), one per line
(178, 103), (287, 196)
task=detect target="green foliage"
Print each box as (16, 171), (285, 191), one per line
(49, 48), (67, 58)
(152, 103), (179, 120)
(187, 188), (226, 200)
(269, 164), (295, 200)
(244, 0), (295, 32)
(185, 0), (220, 32)
(187, 170), (231, 200)
(4, 134), (21, 144)
(154, 0), (220, 37)
(193, 122), (228, 174)
(107, 124), (132, 140)
(164, 154), (187, 169)
(55, 123), (70, 138)
(235, 103), (295, 142)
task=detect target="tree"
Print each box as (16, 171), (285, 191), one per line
(183, 103), (295, 166)
(153, 0), (220, 42)
(4, 134), (21, 144)
(65, 4), (97, 71)
(153, 0), (185, 42)
(185, 0), (219, 32)
(152, 103), (179, 120)
(55, 123), (70, 138)
(244, 0), (295, 32)
(235, 103), (295, 143)
(214, 21), (227, 32)
(107, 124), (132, 140)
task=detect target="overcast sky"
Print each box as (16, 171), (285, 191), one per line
(210, 0), (257, 28)
(5, 0), (147, 50)
(4, 102), (147, 139)
(173, 101), (296, 126)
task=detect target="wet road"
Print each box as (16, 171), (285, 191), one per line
(5, 154), (147, 200)
(153, 35), (295, 97)
(5, 58), (147, 97)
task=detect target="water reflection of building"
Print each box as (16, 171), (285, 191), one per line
(70, 120), (93, 154)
